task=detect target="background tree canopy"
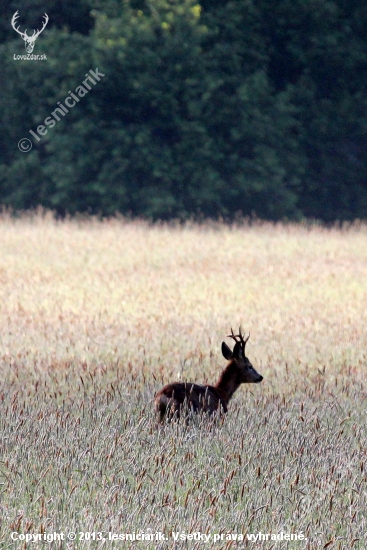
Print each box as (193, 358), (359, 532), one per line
(1, 0), (367, 220)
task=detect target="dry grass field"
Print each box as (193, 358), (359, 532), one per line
(0, 212), (366, 549)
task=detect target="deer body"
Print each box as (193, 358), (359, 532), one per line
(155, 328), (263, 423)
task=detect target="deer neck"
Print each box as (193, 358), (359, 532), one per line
(215, 362), (240, 405)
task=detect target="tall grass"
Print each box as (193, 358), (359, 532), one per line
(0, 213), (366, 549)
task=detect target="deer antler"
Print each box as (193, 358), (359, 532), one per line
(227, 327), (240, 343)
(11, 11), (27, 39)
(33, 13), (49, 38)
(11, 11), (49, 39)
(238, 326), (250, 347)
(228, 326), (250, 349)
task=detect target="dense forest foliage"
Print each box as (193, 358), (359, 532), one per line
(1, 0), (367, 220)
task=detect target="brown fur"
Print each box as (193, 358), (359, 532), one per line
(155, 328), (263, 423)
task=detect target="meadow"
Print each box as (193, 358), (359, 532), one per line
(0, 212), (366, 549)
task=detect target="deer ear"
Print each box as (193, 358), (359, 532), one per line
(221, 342), (233, 360)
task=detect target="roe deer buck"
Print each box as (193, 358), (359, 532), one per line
(155, 328), (263, 423)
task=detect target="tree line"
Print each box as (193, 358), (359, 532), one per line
(1, 0), (367, 221)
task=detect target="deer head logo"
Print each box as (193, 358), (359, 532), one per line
(11, 10), (49, 54)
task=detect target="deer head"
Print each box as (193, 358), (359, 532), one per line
(221, 327), (263, 384)
(11, 11), (49, 54)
